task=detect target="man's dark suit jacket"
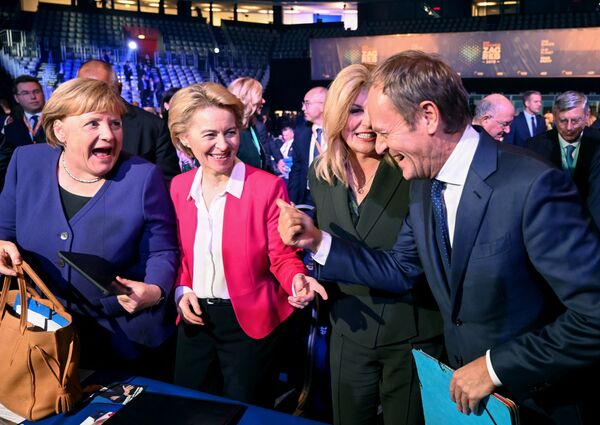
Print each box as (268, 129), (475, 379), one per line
(263, 137), (285, 175)
(504, 111), (545, 146)
(584, 147), (600, 229)
(319, 131), (600, 423)
(310, 160), (442, 348)
(0, 112), (46, 191)
(288, 122), (312, 205)
(122, 102), (179, 184)
(524, 127), (600, 201)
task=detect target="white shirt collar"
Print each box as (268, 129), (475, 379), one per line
(523, 110), (535, 120)
(24, 111), (39, 121)
(435, 125), (480, 187)
(558, 132), (582, 149)
(187, 160), (245, 202)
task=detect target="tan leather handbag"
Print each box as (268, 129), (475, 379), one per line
(0, 261), (82, 420)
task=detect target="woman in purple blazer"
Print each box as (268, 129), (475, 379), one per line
(0, 78), (178, 376)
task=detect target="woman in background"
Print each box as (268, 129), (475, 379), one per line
(168, 82), (326, 405)
(310, 64), (444, 425)
(228, 77), (278, 172)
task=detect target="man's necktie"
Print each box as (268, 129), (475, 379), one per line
(565, 144), (576, 174)
(313, 128), (323, 158)
(431, 179), (451, 266)
(530, 115), (536, 137)
(29, 115), (39, 141)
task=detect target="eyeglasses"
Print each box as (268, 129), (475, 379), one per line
(557, 117), (585, 126)
(302, 100), (323, 106)
(16, 89), (42, 97)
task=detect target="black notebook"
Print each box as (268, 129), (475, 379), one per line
(58, 251), (132, 296)
(104, 392), (246, 425)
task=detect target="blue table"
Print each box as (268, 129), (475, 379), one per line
(26, 376), (328, 425)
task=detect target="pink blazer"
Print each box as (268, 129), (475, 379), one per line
(170, 164), (306, 339)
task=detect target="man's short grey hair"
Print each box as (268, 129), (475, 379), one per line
(474, 96), (498, 120)
(552, 91), (589, 115)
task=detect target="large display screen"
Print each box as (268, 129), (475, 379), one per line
(310, 27), (600, 80)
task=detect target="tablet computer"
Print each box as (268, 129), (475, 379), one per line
(104, 391), (246, 425)
(58, 251), (132, 296)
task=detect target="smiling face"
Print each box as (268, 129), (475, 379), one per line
(281, 127), (294, 142)
(342, 89), (377, 156)
(367, 85), (451, 180)
(180, 106), (240, 178)
(55, 111), (123, 180)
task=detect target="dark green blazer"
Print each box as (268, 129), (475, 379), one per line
(309, 160), (443, 347)
(237, 126), (265, 171)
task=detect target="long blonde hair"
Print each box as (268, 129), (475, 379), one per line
(314, 63), (374, 186)
(227, 77), (263, 128)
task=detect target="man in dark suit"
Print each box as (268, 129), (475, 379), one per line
(584, 146), (600, 228)
(123, 61), (133, 83)
(288, 87), (327, 206)
(77, 60), (180, 183)
(278, 51), (600, 424)
(525, 91), (600, 203)
(471, 93), (514, 142)
(505, 90), (546, 146)
(0, 75), (46, 191)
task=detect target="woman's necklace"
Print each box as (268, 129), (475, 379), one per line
(61, 155), (101, 184)
(355, 170), (376, 194)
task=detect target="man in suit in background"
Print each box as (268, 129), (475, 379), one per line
(505, 90), (546, 146)
(471, 93), (514, 142)
(264, 125), (294, 180)
(525, 91), (600, 203)
(0, 75), (46, 191)
(77, 60), (180, 183)
(278, 51), (600, 424)
(288, 86), (327, 206)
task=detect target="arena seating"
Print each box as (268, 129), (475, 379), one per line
(2, 3), (600, 108)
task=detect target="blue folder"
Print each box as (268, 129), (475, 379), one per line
(412, 349), (518, 425)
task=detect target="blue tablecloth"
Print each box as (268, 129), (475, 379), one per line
(26, 376), (328, 425)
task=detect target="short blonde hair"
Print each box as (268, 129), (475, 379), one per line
(168, 82), (244, 159)
(315, 63), (375, 186)
(42, 78), (126, 148)
(227, 77), (263, 128)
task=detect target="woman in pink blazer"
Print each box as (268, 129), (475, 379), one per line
(168, 82), (326, 405)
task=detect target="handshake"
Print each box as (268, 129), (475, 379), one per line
(275, 199), (328, 309)
(275, 199), (323, 253)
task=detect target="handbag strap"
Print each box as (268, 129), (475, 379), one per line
(0, 268), (29, 333)
(0, 275), (11, 317)
(0, 261), (68, 333)
(18, 261), (67, 314)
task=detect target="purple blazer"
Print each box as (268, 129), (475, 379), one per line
(0, 144), (178, 354)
